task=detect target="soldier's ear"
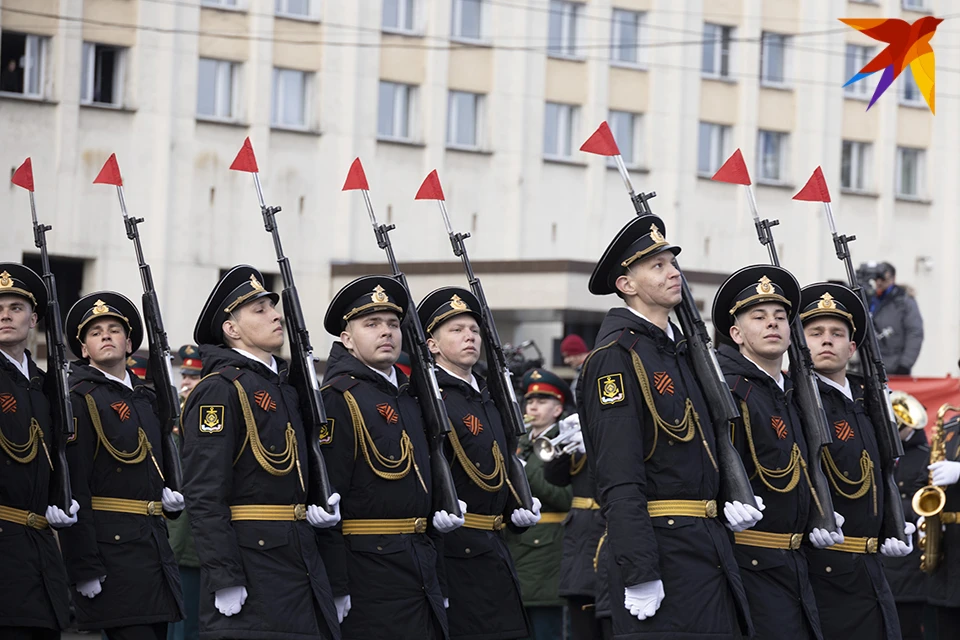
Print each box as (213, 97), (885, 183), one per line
(614, 274), (636, 298)
(426, 335), (440, 355)
(340, 329), (354, 351)
(728, 322), (744, 346)
(80, 343), (90, 359)
(222, 318), (241, 342)
(29, 311), (38, 329)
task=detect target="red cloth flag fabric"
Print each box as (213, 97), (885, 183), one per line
(579, 121), (621, 156)
(711, 149), (752, 185)
(11, 158), (34, 192)
(93, 154), (123, 186)
(342, 158), (370, 191)
(415, 170), (445, 201)
(793, 167), (831, 203)
(230, 137), (259, 173)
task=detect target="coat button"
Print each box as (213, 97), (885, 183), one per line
(465, 548), (471, 554)
(898, 481), (904, 487)
(377, 546), (383, 551)
(269, 445), (276, 452)
(667, 519), (675, 526)
(389, 455), (395, 461)
(258, 539), (265, 546)
(901, 493), (907, 499)
(114, 534), (120, 541)
(751, 559), (758, 566)
(843, 471), (849, 477)
(668, 441), (674, 446)
(117, 467), (122, 473)
(825, 566), (832, 573)
(533, 539), (540, 545)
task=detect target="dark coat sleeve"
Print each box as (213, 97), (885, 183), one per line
(543, 453), (573, 488)
(899, 295), (924, 371)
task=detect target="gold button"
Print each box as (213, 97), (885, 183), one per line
(465, 548), (471, 554)
(389, 455), (395, 460)
(475, 462), (481, 468)
(114, 534), (120, 541)
(825, 566), (832, 573)
(898, 481), (904, 487)
(258, 539), (265, 546)
(902, 493), (907, 499)
(751, 559), (758, 566)
(674, 418), (680, 425)
(0, 527), (3, 532)
(377, 546), (383, 551)
(269, 445), (276, 452)
(668, 441), (674, 446)
(667, 519), (675, 526)
(117, 467), (122, 473)
(533, 539), (540, 545)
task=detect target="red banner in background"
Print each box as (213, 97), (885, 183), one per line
(888, 375), (960, 437)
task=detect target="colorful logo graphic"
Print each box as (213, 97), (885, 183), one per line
(840, 16), (942, 114)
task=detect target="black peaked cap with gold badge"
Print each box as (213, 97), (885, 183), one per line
(0, 263), (47, 319)
(711, 264), (801, 338)
(417, 287), (482, 335)
(179, 344), (203, 375)
(522, 367), (572, 406)
(799, 282), (868, 348)
(324, 275), (408, 337)
(66, 291), (143, 359)
(588, 214), (681, 296)
(194, 265), (280, 345)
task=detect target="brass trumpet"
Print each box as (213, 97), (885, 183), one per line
(533, 428), (582, 462)
(913, 403), (960, 573)
(891, 390), (928, 431)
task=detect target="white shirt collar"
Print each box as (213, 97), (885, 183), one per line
(97, 367), (133, 390)
(1, 349), (29, 380)
(438, 364), (479, 393)
(368, 365), (398, 388)
(625, 306), (675, 341)
(233, 348), (278, 374)
(816, 372), (853, 402)
(742, 354), (784, 392)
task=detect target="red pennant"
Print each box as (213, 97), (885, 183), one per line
(230, 137), (259, 173)
(342, 158), (369, 191)
(711, 149), (751, 185)
(415, 170), (445, 201)
(793, 167), (831, 203)
(579, 121), (621, 156)
(11, 158), (34, 192)
(93, 154), (123, 186)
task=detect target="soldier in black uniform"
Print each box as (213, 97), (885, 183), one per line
(0, 264), (77, 639)
(578, 216), (757, 638)
(60, 292), (184, 640)
(800, 282), (914, 639)
(712, 266), (841, 640)
(319, 275), (463, 640)
(417, 286), (538, 640)
(180, 265), (341, 640)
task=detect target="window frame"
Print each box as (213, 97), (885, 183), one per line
(197, 58), (241, 122)
(607, 110), (644, 168)
(697, 121), (731, 177)
(843, 44), (874, 100)
(446, 90), (484, 151)
(902, 0), (927, 10)
(200, 0), (243, 10)
(610, 8), (646, 68)
(81, 42), (126, 108)
(271, 67), (312, 131)
(543, 101), (580, 161)
(840, 140), (872, 193)
(382, 0), (420, 35)
(760, 31), (791, 89)
(275, 0), (317, 21)
(895, 146), (926, 199)
(899, 66), (926, 107)
(0, 32), (50, 99)
(756, 130), (789, 185)
(450, 0), (487, 44)
(701, 23), (734, 80)
(377, 80), (418, 142)
(547, 0), (583, 60)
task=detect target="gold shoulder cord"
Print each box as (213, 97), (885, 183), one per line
(84, 394), (164, 479)
(342, 389), (427, 493)
(447, 423), (506, 492)
(823, 447), (877, 515)
(0, 418), (52, 470)
(570, 453), (587, 476)
(229, 379), (304, 492)
(593, 529), (608, 572)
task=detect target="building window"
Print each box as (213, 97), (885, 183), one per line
(697, 122), (730, 176)
(548, 0), (581, 58)
(0, 32), (49, 97)
(841, 141), (871, 192)
(271, 68), (309, 129)
(275, 0), (312, 18)
(451, 0), (484, 41)
(896, 147), (925, 198)
(81, 43), (125, 107)
(844, 44), (874, 98)
(610, 9), (645, 66)
(383, 0), (417, 33)
(201, 0), (240, 7)
(760, 32), (790, 87)
(702, 24), (733, 79)
(608, 111), (643, 167)
(900, 66), (924, 106)
(378, 81), (417, 141)
(197, 58), (239, 121)
(447, 91), (483, 149)
(902, 0), (926, 9)
(543, 102), (579, 160)
(757, 130), (788, 184)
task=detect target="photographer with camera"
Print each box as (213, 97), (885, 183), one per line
(860, 262), (924, 375)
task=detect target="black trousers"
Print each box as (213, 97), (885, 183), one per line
(933, 605), (960, 639)
(105, 623), (168, 640)
(896, 602), (924, 640)
(599, 617), (613, 640)
(3, 628), (59, 640)
(567, 596), (600, 640)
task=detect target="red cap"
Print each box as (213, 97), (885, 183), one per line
(560, 334), (589, 357)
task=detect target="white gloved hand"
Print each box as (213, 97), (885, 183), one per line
(624, 580), (665, 621)
(566, 430), (586, 455)
(306, 493), (341, 529)
(76, 576), (105, 599)
(723, 499), (764, 532)
(881, 522), (917, 558)
(559, 413), (580, 435)
(809, 512), (846, 549)
(443, 597), (450, 609)
(433, 500), (468, 534)
(918, 516), (929, 540)
(215, 585), (248, 617)
(161, 487), (185, 512)
(511, 497), (542, 527)
(929, 461), (960, 487)
(334, 595), (351, 623)
(45, 500), (80, 528)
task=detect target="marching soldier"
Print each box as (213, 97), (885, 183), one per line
(578, 216), (756, 637)
(179, 265), (341, 639)
(319, 275), (463, 639)
(0, 264), (77, 639)
(60, 291), (184, 639)
(417, 286), (539, 639)
(506, 367), (573, 640)
(800, 282), (913, 639)
(127, 354), (148, 381)
(178, 344), (202, 401)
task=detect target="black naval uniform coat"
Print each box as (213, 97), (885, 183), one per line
(434, 367), (528, 640)
(180, 345), (339, 640)
(882, 429), (929, 609)
(61, 362), (184, 631)
(927, 416), (960, 611)
(0, 352), (71, 632)
(578, 310), (751, 640)
(717, 345), (822, 640)
(318, 342), (448, 640)
(806, 377), (900, 640)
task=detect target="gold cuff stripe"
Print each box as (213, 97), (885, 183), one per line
(729, 293), (792, 316)
(229, 504), (307, 521)
(463, 513), (504, 531)
(571, 497), (601, 510)
(0, 505), (48, 529)
(91, 496), (163, 516)
(826, 536), (879, 554)
(647, 499), (717, 518)
(342, 517), (428, 535)
(734, 530), (804, 550)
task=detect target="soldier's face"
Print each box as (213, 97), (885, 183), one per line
(81, 319), (132, 367)
(342, 312), (402, 372)
(180, 373), (201, 397)
(224, 298), (284, 354)
(428, 316), (481, 370)
(730, 303), (790, 362)
(803, 317), (855, 375)
(0, 294), (37, 350)
(525, 396), (563, 430)
(616, 253), (682, 310)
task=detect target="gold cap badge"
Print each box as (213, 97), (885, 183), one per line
(756, 276), (774, 295)
(530, 370), (542, 380)
(649, 224), (665, 244)
(249, 274), (265, 292)
(817, 292), (837, 310)
(450, 294), (468, 311)
(92, 299), (110, 315)
(0, 271), (12, 289)
(371, 285), (388, 304)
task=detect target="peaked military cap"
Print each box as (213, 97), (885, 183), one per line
(711, 264), (801, 337)
(589, 214), (681, 296)
(0, 263), (47, 318)
(417, 287), (482, 334)
(324, 275), (408, 336)
(799, 282), (867, 348)
(179, 344), (203, 374)
(127, 354), (148, 380)
(522, 367), (571, 405)
(194, 265), (280, 345)
(66, 291), (143, 359)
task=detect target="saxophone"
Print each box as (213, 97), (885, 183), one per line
(913, 403), (960, 573)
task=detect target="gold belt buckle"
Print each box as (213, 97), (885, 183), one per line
(493, 515), (503, 531)
(146, 501), (159, 516)
(294, 504), (307, 521)
(789, 533), (803, 550)
(25, 512), (38, 528)
(705, 500), (718, 518)
(866, 538), (878, 554)
(414, 517), (427, 534)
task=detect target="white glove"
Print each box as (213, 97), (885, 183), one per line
(443, 597), (450, 609)
(566, 430), (586, 455)
(215, 585), (248, 616)
(559, 413), (580, 435)
(881, 522), (917, 558)
(723, 498), (764, 532)
(929, 461), (960, 487)
(76, 576), (105, 599)
(809, 512), (846, 549)
(161, 487), (185, 512)
(433, 500), (467, 533)
(511, 497), (542, 527)
(918, 515), (927, 540)
(334, 595), (351, 623)
(306, 493), (341, 529)
(45, 500), (79, 528)
(624, 580), (665, 621)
